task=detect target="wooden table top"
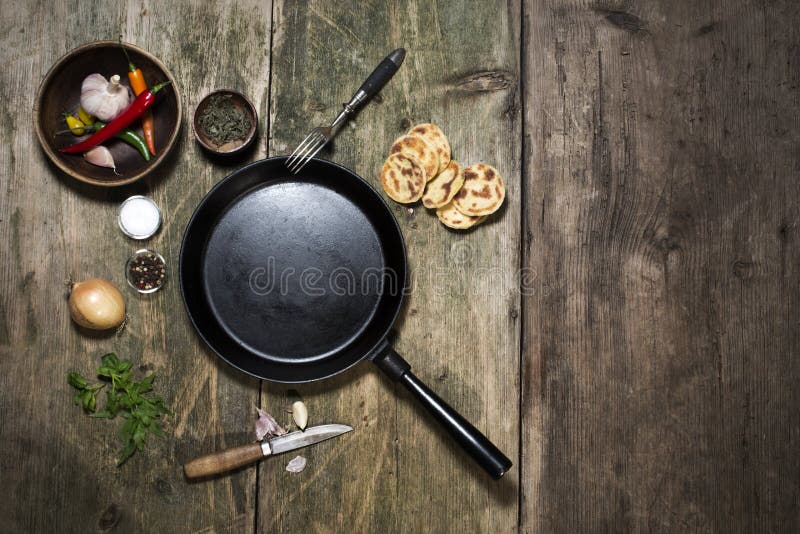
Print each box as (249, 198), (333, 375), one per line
(2, 1), (798, 532)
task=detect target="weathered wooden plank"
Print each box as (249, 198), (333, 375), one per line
(0, 1), (271, 531)
(522, 0), (800, 531)
(260, 0), (521, 532)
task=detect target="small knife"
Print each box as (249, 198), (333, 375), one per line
(183, 423), (353, 479)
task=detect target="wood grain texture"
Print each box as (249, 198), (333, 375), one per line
(522, 0), (800, 531)
(0, 1), (270, 532)
(4, 0), (799, 531)
(259, 0), (521, 532)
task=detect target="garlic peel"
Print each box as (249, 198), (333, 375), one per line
(286, 455), (307, 473)
(80, 73), (132, 122)
(84, 146), (119, 174)
(256, 407), (286, 441)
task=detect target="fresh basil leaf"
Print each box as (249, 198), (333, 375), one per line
(139, 374), (154, 393)
(133, 425), (147, 449)
(101, 353), (120, 369)
(106, 390), (120, 417)
(117, 441), (136, 466)
(80, 390), (96, 412)
(149, 422), (165, 438)
(68, 372), (89, 390)
(120, 418), (136, 442)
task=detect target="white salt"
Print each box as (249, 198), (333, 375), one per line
(118, 196), (161, 239)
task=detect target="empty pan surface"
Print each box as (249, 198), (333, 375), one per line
(180, 157), (406, 382)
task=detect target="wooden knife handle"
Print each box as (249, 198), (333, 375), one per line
(184, 443), (264, 479)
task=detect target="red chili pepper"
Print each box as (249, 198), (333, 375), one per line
(59, 81), (172, 154)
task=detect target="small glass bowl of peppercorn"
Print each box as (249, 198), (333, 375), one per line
(193, 89), (257, 156)
(126, 249), (167, 294)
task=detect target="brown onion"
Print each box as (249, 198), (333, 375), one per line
(68, 278), (126, 330)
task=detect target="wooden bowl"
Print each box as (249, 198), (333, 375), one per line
(193, 89), (257, 155)
(34, 41), (182, 187)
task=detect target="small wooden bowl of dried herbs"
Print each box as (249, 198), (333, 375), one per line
(193, 89), (257, 155)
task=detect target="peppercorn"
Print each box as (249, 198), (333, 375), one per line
(126, 250), (166, 293)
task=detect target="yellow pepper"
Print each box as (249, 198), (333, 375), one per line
(77, 106), (95, 126)
(65, 115), (85, 136)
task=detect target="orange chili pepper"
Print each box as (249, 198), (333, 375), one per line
(120, 39), (156, 155)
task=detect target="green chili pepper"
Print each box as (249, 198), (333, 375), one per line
(113, 129), (151, 162)
(62, 121), (151, 162)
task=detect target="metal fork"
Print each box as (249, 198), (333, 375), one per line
(286, 48), (406, 174)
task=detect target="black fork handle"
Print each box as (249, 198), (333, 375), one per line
(346, 48), (406, 112)
(371, 344), (512, 480)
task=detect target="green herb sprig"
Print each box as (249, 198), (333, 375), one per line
(68, 371), (104, 412)
(68, 353), (170, 466)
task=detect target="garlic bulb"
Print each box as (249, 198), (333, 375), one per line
(80, 73), (132, 121)
(84, 146), (119, 174)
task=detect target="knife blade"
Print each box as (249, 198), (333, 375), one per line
(183, 423), (353, 479)
(266, 424), (353, 455)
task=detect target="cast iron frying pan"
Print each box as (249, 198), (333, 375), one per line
(180, 156), (511, 478)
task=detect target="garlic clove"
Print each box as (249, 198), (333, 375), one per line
(80, 73), (132, 122)
(292, 401), (308, 430)
(84, 146), (119, 174)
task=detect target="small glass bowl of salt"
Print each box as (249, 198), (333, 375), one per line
(118, 195), (161, 240)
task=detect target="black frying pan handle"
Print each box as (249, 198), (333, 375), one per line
(372, 346), (512, 480)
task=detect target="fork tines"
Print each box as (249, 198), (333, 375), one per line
(286, 128), (329, 174)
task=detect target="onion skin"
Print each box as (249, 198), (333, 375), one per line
(69, 278), (126, 330)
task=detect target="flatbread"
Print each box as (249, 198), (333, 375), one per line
(408, 123), (451, 174)
(422, 160), (464, 209)
(380, 153), (425, 203)
(436, 201), (486, 230)
(389, 134), (439, 181)
(452, 163), (505, 216)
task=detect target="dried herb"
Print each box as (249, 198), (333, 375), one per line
(198, 94), (251, 145)
(68, 353), (170, 465)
